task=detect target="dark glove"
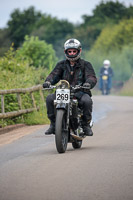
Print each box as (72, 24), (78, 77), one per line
(83, 83), (91, 89)
(43, 81), (51, 88)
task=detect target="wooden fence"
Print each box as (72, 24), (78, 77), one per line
(0, 85), (44, 119)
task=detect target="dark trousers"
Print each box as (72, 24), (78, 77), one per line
(46, 93), (93, 123)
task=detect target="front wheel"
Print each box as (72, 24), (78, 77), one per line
(102, 80), (108, 95)
(55, 109), (68, 153)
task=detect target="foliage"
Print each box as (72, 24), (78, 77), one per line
(0, 46), (50, 127)
(69, 26), (101, 51)
(16, 35), (58, 70)
(1, 1), (133, 59)
(24, 103), (49, 125)
(35, 19), (74, 45)
(7, 6), (74, 59)
(31, 18), (74, 59)
(82, 1), (133, 26)
(84, 46), (132, 82)
(119, 77), (133, 96)
(91, 18), (133, 53)
(80, 1), (133, 50)
(0, 28), (12, 56)
(0, 46), (48, 88)
(7, 6), (42, 48)
(92, 1), (129, 23)
(121, 46), (133, 71)
(84, 18), (133, 83)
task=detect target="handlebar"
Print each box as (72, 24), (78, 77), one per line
(42, 85), (90, 91)
(71, 85), (88, 90)
(42, 85), (56, 90)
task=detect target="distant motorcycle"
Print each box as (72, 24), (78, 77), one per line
(45, 80), (93, 153)
(101, 70), (110, 95)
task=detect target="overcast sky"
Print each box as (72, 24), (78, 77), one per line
(0, 0), (133, 28)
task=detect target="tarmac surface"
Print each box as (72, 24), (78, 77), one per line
(0, 95), (133, 200)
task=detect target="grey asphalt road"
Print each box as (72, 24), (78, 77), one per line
(0, 96), (133, 200)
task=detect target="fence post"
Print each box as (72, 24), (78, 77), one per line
(30, 92), (36, 109)
(17, 93), (22, 110)
(17, 93), (24, 122)
(39, 89), (44, 102)
(1, 95), (5, 113)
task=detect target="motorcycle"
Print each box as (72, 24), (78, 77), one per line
(45, 80), (93, 154)
(101, 70), (110, 95)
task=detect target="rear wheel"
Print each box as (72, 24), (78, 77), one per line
(55, 109), (68, 153)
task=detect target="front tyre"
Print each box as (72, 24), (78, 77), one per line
(102, 80), (108, 95)
(55, 109), (68, 153)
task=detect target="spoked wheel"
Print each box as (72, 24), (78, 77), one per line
(72, 140), (82, 149)
(55, 109), (68, 153)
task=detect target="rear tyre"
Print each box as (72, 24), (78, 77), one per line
(55, 109), (68, 153)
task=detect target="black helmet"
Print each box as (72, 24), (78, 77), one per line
(64, 38), (82, 61)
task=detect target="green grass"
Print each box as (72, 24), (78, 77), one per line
(119, 77), (133, 96)
(24, 105), (50, 125)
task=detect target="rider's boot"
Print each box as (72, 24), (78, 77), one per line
(45, 121), (55, 135)
(82, 120), (93, 136)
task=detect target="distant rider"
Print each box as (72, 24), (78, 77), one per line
(99, 59), (114, 94)
(43, 39), (97, 136)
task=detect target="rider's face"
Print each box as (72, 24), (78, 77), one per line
(104, 64), (109, 68)
(67, 49), (78, 55)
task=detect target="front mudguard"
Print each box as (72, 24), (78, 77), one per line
(56, 103), (68, 110)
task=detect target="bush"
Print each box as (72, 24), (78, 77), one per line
(17, 35), (58, 71)
(91, 18), (133, 53)
(119, 77), (133, 96)
(0, 45), (52, 127)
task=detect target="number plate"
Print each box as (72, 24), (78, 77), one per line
(56, 89), (70, 103)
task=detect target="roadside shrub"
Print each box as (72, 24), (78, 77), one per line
(16, 35), (58, 71)
(0, 45), (51, 127)
(119, 77), (133, 96)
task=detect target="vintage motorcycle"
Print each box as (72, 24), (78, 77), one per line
(101, 69), (110, 95)
(46, 80), (93, 154)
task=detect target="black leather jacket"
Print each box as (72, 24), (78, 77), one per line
(45, 58), (97, 97)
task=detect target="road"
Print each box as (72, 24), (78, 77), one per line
(0, 96), (133, 200)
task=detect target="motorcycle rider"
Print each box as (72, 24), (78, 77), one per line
(43, 38), (97, 136)
(99, 59), (114, 94)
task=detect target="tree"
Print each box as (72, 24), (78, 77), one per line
(0, 28), (12, 56)
(93, 1), (126, 22)
(31, 18), (74, 58)
(7, 6), (74, 59)
(91, 18), (133, 53)
(71, 25), (100, 52)
(82, 1), (131, 26)
(80, 1), (133, 51)
(7, 6), (42, 48)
